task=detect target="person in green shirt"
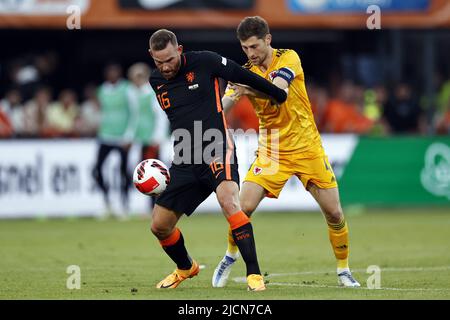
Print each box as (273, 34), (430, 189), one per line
(93, 63), (138, 217)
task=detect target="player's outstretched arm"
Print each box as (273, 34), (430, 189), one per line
(205, 51), (287, 104)
(229, 81), (289, 103)
(226, 61), (287, 104)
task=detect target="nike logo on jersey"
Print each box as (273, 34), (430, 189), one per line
(157, 84), (165, 90)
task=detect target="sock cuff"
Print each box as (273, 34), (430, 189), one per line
(227, 211), (250, 230)
(159, 228), (181, 247)
(328, 218), (347, 232)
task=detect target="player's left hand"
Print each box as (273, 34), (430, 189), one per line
(229, 82), (258, 98)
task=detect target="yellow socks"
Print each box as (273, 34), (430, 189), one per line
(327, 217), (350, 271)
(227, 227), (239, 256)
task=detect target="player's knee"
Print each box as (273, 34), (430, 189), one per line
(240, 200), (256, 216)
(325, 208), (343, 224)
(218, 194), (240, 215)
(222, 201), (240, 215)
(150, 223), (171, 240)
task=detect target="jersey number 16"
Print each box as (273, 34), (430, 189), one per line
(157, 92), (171, 110)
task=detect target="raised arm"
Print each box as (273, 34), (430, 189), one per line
(204, 51), (287, 104)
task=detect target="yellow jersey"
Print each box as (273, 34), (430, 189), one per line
(226, 48), (323, 158)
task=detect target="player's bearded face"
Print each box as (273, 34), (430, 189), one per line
(240, 35), (271, 66)
(151, 43), (183, 80)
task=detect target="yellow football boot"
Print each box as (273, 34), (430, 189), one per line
(247, 274), (266, 291)
(156, 260), (200, 289)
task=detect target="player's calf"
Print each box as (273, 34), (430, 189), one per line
(227, 211), (263, 280)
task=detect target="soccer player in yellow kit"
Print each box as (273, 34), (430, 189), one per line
(212, 16), (360, 288)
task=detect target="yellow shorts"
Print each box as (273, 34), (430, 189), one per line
(244, 152), (338, 198)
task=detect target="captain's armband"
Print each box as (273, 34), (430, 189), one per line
(269, 67), (295, 84)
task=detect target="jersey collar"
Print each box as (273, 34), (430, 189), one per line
(257, 48), (276, 76)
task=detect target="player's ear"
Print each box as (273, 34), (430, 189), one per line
(177, 45), (183, 55)
(265, 34), (272, 46)
(148, 49), (153, 57)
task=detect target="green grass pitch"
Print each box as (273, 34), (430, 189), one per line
(0, 208), (449, 300)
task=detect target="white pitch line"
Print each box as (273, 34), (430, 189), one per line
(264, 266), (450, 278)
(232, 265), (450, 292)
(267, 282), (450, 292)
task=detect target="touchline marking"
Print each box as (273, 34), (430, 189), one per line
(265, 266), (450, 278)
(267, 282), (450, 292)
(233, 266), (450, 281)
(232, 265), (450, 292)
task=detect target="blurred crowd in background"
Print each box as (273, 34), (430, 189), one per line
(1, 50), (450, 139)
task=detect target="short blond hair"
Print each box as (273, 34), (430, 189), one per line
(149, 29), (178, 51)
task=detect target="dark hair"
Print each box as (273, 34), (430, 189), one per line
(237, 16), (270, 41)
(149, 29), (178, 51)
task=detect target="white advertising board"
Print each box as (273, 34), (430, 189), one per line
(0, 134), (357, 218)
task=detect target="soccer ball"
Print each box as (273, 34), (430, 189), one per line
(133, 159), (170, 195)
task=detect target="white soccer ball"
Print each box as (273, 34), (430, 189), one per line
(133, 159), (170, 196)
